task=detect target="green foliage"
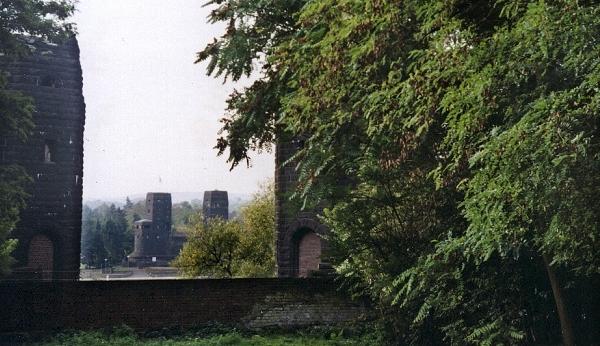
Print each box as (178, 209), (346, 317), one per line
(173, 182), (275, 278)
(0, 0), (75, 277)
(0, 165), (30, 275)
(81, 204), (132, 267)
(174, 216), (242, 278)
(236, 182), (276, 277)
(0, 74), (34, 142)
(0, 0), (75, 57)
(171, 201), (201, 233)
(123, 198), (147, 225)
(1, 0), (75, 141)
(37, 329), (376, 346)
(201, 0), (600, 343)
(197, 0), (307, 168)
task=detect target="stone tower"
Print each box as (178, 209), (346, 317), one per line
(203, 190), (229, 220)
(146, 192), (172, 239)
(275, 138), (330, 278)
(0, 37), (86, 280)
(128, 193), (172, 267)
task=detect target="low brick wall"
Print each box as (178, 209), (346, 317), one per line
(0, 278), (369, 334)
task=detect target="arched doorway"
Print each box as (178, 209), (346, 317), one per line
(297, 230), (321, 278)
(27, 234), (54, 280)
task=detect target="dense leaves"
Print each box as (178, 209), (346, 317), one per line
(0, 164), (30, 275)
(236, 182), (276, 276)
(201, 0), (599, 343)
(0, 0), (75, 276)
(81, 204), (132, 268)
(174, 217), (242, 277)
(196, 0), (306, 168)
(173, 182), (275, 278)
(0, 0), (74, 56)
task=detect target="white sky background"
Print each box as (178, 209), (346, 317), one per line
(73, 0), (274, 201)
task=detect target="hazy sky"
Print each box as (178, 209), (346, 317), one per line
(74, 0), (273, 201)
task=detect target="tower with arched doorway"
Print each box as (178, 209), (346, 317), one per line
(275, 139), (331, 278)
(0, 37), (86, 280)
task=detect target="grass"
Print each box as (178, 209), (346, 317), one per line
(31, 327), (383, 346)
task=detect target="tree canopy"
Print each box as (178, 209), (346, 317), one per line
(173, 182), (275, 278)
(81, 203), (132, 268)
(200, 0), (599, 344)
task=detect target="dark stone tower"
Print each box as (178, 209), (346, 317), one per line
(146, 192), (172, 240)
(203, 190), (228, 220)
(129, 193), (172, 267)
(275, 139), (330, 277)
(0, 37), (86, 280)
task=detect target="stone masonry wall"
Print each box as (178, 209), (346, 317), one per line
(203, 190), (229, 220)
(0, 37), (86, 280)
(0, 278), (369, 334)
(25, 235), (54, 278)
(275, 140), (329, 277)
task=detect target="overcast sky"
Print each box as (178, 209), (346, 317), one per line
(73, 0), (274, 201)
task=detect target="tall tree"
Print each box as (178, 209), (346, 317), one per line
(0, 0), (75, 276)
(174, 216), (242, 278)
(87, 221), (107, 268)
(196, 0), (306, 168)
(80, 203), (133, 267)
(173, 181), (276, 278)
(199, 0), (600, 343)
(124, 197), (133, 210)
(236, 181), (275, 277)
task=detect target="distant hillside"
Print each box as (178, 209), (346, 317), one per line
(83, 191), (253, 217)
(83, 199), (124, 209)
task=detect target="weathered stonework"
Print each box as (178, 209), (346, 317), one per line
(203, 190), (229, 220)
(243, 290), (365, 329)
(129, 193), (174, 267)
(1, 37), (86, 281)
(275, 139), (330, 278)
(0, 278), (369, 334)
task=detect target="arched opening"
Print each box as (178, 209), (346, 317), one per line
(296, 229), (322, 278)
(27, 234), (54, 280)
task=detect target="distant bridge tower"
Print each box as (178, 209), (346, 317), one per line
(128, 193), (172, 267)
(203, 190), (229, 220)
(146, 192), (172, 239)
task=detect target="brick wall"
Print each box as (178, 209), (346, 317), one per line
(0, 278), (369, 334)
(26, 235), (54, 281)
(26, 235), (53, 269)
(275, 139), (329, 277)
(0, 37), (85, 281)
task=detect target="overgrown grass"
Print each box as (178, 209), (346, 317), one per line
(31, 326), (383, 346)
